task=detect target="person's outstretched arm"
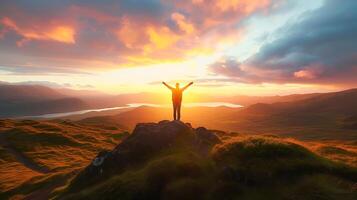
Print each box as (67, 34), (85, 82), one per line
(162, 82), (174, 90)
(182, 82), (193, 91)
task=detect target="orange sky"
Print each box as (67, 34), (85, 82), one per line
(0, 0), (355, 96)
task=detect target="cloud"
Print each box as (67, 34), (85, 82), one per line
(209, 0), (357, 85)
(0, 65), (91, 75)
(0, 17), (75, 46)
(13, 81), (69, 88)
(0, 0), (279, 72)
(0, 80), (95, 89)
(209, 59), (245, 77)
(294, 70), (316, 79)
(171, 12), (195, 34)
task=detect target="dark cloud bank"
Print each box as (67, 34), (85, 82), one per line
(210, 0), (357, 85)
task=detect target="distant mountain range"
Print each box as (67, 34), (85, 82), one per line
(77, 88), (357, 141)
(0, 84), (88, 117)
(1, 81), (356, 127)
(240, 88), (357, 115)
(224, 88), (357, 140)
(0, 84), (65, 101)
(0, 83), (170, 117)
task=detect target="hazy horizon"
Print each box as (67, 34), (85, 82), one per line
(1, 0), (356, 96)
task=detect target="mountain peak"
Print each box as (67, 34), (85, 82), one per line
(67, 120), (221, 192)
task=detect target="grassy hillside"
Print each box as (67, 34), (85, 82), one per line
(69, 89), (357, 142)
(59, 121), (357, 200)
(220, 89), (357, 141)
(0, 84), (90, 117)
(0, 119), (127, 199)
(0, 84), (89, 117)
(0, 119), (356, 199)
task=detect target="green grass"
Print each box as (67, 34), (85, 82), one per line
(60, 146), (215, 200)
(0, 171), (77, 200)
(0, 147), (15, 162)
(0, 119), (127, 198)
(2, 118), (356, 199)
(59, 136), (357, 200)
(318, 146), (356, 156)
(2, 128), (80, 153)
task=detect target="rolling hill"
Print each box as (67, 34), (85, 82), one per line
(223, 88), (357, 140)
(0, 118), (127, 198)
(0, 84), (89, 117)
(13, 121), (356, 200)
(0, 117), (356, 199)
(239, 88), (357, 115)
(0, 84), (65, 101)
(75, 88), (357, 141)
(0, 82), (334, 118)
(211, 92), (321, 106)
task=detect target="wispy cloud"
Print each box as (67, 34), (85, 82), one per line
(0, 65), (92, 75)
(0, 0), (280, 72)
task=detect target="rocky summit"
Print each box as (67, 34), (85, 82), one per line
(59, 120), (357, 200)
(68, 120), (221, 192)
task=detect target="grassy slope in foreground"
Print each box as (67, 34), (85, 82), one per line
(0, 119), (127, 199)
(60, 121), (357, 200)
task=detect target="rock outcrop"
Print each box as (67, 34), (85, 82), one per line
(69, 120), (221, 191)
(62, 121), (357, 200)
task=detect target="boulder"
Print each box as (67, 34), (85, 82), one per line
(196, 127), (221, 145)
(69, 120), (221, 192)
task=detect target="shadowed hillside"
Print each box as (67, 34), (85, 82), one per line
(83, 89), (357, 141)
(1, 120), (356, 199)
(240, 88), (357, 115)
(58, 121), (357, 200)
(0, 84), (89, 117)
(224, 88), (357, 140)
(0, 119), (127, 199)
(0, 82), (339, 119)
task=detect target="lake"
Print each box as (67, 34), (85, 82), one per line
(20, 102), (243, 119)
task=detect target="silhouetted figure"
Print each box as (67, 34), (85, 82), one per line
(162, 81), (193, 120)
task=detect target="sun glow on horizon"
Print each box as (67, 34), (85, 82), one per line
(1, 0), (351, 97)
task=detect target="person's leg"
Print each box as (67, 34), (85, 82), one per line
(173, 104), (177, 120)
(177, 103), (181, 120)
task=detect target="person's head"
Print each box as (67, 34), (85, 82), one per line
(176, 83), (179, 89)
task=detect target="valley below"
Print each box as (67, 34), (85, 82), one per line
(0, 88), (357, 199)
